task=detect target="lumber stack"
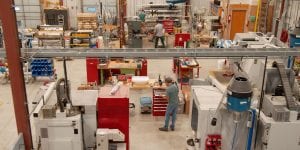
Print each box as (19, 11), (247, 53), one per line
(77, 13), (98, 30)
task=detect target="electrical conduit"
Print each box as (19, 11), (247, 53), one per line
(246, 109), (256, 150)
(254, 0), (261, 32)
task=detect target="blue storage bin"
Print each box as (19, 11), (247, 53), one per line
(140, 97), (152, 114)
(30, 58), (54, 77)
(140, 97), (152, 106)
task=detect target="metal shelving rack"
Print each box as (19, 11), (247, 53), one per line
(140, 4), (184, 32)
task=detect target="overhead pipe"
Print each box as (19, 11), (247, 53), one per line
(56, 78), (71, 112)
(56, 78), (67, 112)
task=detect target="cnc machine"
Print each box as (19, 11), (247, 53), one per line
(33, 79), (127, 150)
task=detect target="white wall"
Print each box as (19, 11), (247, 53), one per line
(14, 0), (42, 28)
(190, 0), (211, 14)
(81, 0), (117, 13)
(64, 0), (81, 29)
(82, 0), (99, 13)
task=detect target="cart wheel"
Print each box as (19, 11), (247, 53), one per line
(129, 103), (135, 109)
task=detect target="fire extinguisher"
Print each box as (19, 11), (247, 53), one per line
(228, 15), (231, 23)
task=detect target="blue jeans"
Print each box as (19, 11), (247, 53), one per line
(154, 36), (165, 48)
(164, 104), (178, 129)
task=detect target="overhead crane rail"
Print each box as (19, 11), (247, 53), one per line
(0, 48), (299, 58)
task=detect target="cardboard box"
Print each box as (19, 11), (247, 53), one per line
(182, 85), (191, 115)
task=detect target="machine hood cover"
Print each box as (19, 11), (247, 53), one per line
(227, 74), (252, 98)
(291, 27), (300, 36)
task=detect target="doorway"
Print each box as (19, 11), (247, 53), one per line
(230, 10), (247, 40)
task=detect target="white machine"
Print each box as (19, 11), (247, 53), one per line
(35, 112), (83, 150)
(191, 59), (300, 150)
(33, 80), (95, 150)
(32, 79), (126, 150)
(233, 32), (287, 48)
(96, 129), (125, 150)
(255, 111), (300, 150)
(190, 86), (223, 149)
(254, 64), (300, 150)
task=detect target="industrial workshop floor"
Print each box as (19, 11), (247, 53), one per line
(0, 58), (218, 150)
(0, 37), (218, 150)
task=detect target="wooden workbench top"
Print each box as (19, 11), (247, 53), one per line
(99, 60), (138, 69)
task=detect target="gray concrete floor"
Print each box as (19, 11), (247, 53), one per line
(0, 36), (219, 150)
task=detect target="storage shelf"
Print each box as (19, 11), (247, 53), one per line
(141, 3), (184, 33)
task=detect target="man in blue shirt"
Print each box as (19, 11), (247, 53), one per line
(159, 77), (179, 131)
(138, 10), (146, 22)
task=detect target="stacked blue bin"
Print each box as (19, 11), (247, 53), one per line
(30, 58), (54, 77)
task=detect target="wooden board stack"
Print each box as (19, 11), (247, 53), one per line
(77, 13), (98, 30)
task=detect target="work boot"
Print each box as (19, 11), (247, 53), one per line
(170, 126), (175, 131)
(159, 127), (168, 131)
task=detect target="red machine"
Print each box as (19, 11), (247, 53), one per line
(163, 19), (174, 34)
(174, 33), (191, 47)
(140, 59), (147, 76)
(97, 86), (130, 150)
(86, 58), (99, 84)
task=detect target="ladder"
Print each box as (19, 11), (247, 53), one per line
(275, 62), (299, 110)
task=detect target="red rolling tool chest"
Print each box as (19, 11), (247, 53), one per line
(152, 87), (168, 116)
(140, 59), (148, 76)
